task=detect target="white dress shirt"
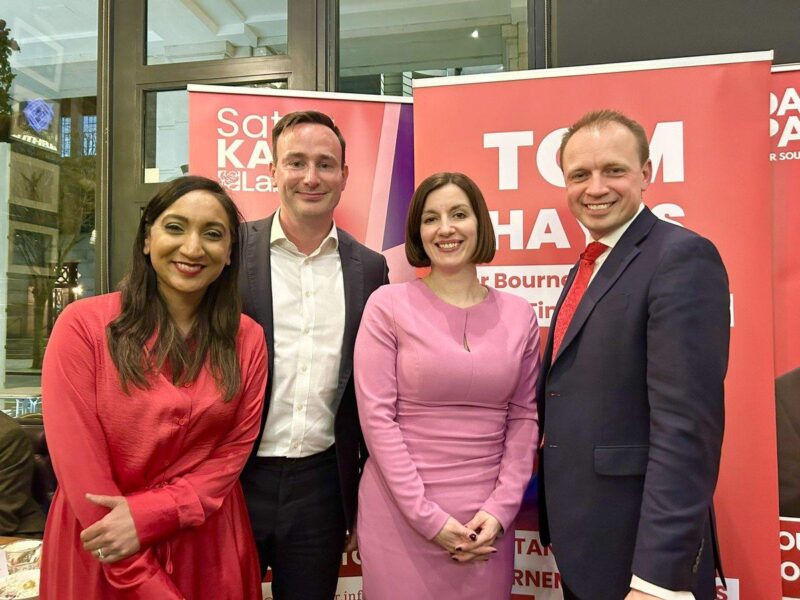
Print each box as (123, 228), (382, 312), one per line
(256, 210), (346, 458)
(588, 203), (644, 283)
(591, 203), (695, 600)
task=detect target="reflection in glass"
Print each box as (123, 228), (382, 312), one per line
(1, 1), (97, 398)
(144, 89), (189, 183)
(147, 0), (288, 65)
(339, 0), (529, 95)
(143, 81), (288, 184)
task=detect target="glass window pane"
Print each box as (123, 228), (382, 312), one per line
(1, 2), (98, 405)
(147, 0), (288, 65)
(143, 89), (189, 183)
(339, 1), (529, 95)
(143, 81), (288, 184)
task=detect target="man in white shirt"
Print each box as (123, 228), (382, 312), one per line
(536, 110), (729, 600)
(239, 110), (389, 600)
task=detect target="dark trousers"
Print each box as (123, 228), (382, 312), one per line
(241, 446), (346, 600)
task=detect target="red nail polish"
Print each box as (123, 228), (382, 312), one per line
(469, 533), (477, 541)
(455, 546), (462, 552)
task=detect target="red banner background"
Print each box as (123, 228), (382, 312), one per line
(772, 66), (800, 600)
(413, 54), (780, 598)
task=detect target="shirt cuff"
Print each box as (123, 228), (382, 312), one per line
(630, 575), (695, 599)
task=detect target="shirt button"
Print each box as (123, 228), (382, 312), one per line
(296, 404), (304, 412)
(177, 417), (188, 426)
(183, 382), (191, 388)
(304, 291), (311, 298)
(302, 327), (310, 335)
(300, 365), (307, 372)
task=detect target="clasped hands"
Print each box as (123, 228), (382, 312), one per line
(79, 493), (141, 564)
(433, 510), (502, 563)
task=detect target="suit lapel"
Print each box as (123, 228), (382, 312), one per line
(336, 229), (364, 400)
(245, 214), (275, 360)
(552, 208), (658, 364)
(243, 214), (275, 410)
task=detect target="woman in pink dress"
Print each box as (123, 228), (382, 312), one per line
(40, 176), (266, 599)
(354, 172), (541, 599)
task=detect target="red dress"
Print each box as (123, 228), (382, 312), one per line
(39, 293), (267, 600)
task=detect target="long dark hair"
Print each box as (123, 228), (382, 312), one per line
(107, 175), (243, 401)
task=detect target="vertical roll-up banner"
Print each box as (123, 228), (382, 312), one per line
(413, 52), (779, 598)
(771, 64), (800, 599)
(188, 86), (416, 598)
(188, 85), (416, 282)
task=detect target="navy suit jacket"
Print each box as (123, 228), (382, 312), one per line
(238, 214), (389, 529)
(537, 207), (729, 600)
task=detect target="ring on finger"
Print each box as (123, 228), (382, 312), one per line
(96, 548), (105, 559)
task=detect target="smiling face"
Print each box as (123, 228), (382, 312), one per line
(270, 122), (349, 228)
(420, 183), (479, 273)
(143, 189), (233, 308)
(562, 122), (652, 240)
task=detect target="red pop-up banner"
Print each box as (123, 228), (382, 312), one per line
(771, 65), (800, 600)
(413, 52), (779, 599)
(188, 85), (416, 281)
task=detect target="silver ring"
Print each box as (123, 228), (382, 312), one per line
(96, 548), (104, 559)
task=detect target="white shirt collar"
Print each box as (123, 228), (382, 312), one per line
(270, 207), (339, 253)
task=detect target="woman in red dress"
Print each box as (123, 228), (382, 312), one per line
(40, 176), (266, 599)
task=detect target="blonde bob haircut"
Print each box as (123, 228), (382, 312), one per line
(405, 172), (496, 268)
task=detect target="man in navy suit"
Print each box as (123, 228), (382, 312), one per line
(537, 110), (729, 600)
(238, 110), (389, 599)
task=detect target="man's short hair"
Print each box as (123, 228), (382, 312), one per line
(405, 172), (496, 268)
(272, 110), (347, 164)
(559, 109), (650, 167)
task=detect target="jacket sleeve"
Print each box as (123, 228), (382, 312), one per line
(0, 420), (38, 534)
(631, 235), (729, 589)
(43, 304), (184, 599)
(354, 289), (450, 540)
(480, 306), (541, 531)
(125, 326), (267, 547)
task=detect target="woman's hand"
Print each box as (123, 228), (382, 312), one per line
(433, 516), (477, 554)
(450, 510), (503, 563)
(344, 524), (358, 553)
(80, 493), (141, 563)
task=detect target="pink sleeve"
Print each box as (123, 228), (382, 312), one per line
(126, 325), (267, 547)
(480, 306), (541, 531)
(42, 304), (183, 599)
(354, 289), (450, 540)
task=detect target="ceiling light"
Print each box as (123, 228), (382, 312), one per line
(470, 29), (479, 39)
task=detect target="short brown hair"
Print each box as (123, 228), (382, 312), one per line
(272, 110), (347, 164)
(405, 172), (496, 268)
(559, 109), (649, 167)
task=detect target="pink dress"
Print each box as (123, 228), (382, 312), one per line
(40, 293), (266, 600)
(354, 280), (540, 599)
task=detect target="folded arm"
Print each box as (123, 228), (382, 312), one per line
(354, 289), (451, 541)
(43, 305), (183, 599)
(480, 307), (541, 532)
(125, 330), (267, 547)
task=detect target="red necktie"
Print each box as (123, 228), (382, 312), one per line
(551, 241), (608, 360)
